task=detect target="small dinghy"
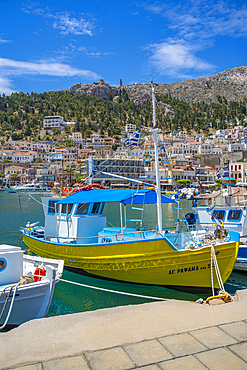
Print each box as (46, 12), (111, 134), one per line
(0, 244), (64, 330)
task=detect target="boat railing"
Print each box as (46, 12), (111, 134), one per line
(21, 227), (164, 244)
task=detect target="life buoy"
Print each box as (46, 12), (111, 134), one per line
(34, 267), (46, 282)
(69, 187), (83, 195)
(81, 184), (105, 191)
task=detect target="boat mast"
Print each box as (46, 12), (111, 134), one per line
(151, 77), (163, 234)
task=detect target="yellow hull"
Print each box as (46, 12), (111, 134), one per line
(22, 234), (238, 291)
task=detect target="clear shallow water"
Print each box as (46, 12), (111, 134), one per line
(0, 192), (246, 318)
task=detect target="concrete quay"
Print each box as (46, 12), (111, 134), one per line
(1, 289), (247, 370)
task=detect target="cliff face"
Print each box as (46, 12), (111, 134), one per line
(70, 80), (118, 100)
(70, 66), (247, 106)
(124, 66), (247, 105)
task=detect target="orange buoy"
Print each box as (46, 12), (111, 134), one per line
(34, 267), (46, 282)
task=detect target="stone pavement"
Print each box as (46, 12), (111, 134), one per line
(1, 290), (247, 370)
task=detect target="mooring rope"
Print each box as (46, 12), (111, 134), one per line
(60, 278), (166, 301)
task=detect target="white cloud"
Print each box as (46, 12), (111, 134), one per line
(150, 40), (215, 78)
(0, 36), (10, 44)
(143, 0), (247, 40)
(0, 58), (99, 79)
(0, 58), (100, 95)
(77, 46), (113, 58)
(52, 13), (94, 36)
(21, 4), (95, 36)
(0, 76), (16, 95)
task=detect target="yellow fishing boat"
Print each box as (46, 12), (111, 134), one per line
(21, 188), (239, 293)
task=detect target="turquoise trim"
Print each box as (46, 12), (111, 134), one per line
(23, 231), (172, 248)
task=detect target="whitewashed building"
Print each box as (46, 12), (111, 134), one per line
(43, 116), (66, 130)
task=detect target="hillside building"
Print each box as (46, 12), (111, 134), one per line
(43, 116), (66, 130)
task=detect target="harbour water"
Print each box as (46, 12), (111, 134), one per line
(0, 192), (246, 318)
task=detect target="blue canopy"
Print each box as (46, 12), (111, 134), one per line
(58, 189), (176, 205)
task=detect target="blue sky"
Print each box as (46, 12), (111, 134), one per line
(0, 0), (247, 95)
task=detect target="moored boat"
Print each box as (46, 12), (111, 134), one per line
(5, 182), (52, 194)
(0, 244), (64, 330)
(190, 187), (247, 271)
(20, 187), (239, 293)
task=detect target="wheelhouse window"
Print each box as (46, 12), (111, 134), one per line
(91, 202), (101, 214)
(100, 203), (105, 214)
(212, 210), (225, 221)
(61, 203), (74, 215)
(228, 210), (242, 221)
(48, 200), (58, 214)
(76, 203), (89, 215)
(68, 203), (73, 214)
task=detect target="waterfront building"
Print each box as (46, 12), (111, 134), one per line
(229, 162), (246, 182)
(87, 157), (145, 187)
(4, 165), (28, 183)
(35, 167), (56, 183)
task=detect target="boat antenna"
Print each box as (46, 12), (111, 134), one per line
(147, 45), (163, 233)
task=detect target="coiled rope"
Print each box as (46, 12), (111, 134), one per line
(60, 278), (166, 301)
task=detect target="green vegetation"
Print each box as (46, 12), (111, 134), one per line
(156, 94), (247, 133)
(214, 178), (222, 188)
(0, 89), (153, 139)
(176, 179), (191, 184)
(0, 89), (246, 140)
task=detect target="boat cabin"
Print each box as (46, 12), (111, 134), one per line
(41, 189), (176, 245)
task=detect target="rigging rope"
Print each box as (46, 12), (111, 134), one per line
(60, 278), (166, 301)
(0, 284), (19, 330)
(210, 243), (226, 296)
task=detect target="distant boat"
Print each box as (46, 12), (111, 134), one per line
(0, 244), (64, 330)
(5, 182), (52, 194)
(189, 187), (247, 272)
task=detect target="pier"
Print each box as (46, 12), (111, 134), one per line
(1, 289), (247, 370)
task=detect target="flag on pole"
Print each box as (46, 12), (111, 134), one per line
(125, 129), (141, 148)
(216, 166), (229, 179)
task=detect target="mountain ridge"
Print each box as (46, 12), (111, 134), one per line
(70, 66), (247, 106)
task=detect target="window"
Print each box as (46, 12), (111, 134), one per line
(91, 202), (101, 214)
(228, 210), (242, 221)
(48, 200), (58, 214)
(212, 210), (225, 221)
(68, 203), (73, 214)
(76, 203), (89, 215)
(61, 204), (67, 214)
(61, 203), (74, 215)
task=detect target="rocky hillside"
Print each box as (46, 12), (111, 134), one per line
(70, 66), (247, 106)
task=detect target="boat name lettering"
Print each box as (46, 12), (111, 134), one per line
(102, 238), (112, 243)
(169, 264), (211, 274)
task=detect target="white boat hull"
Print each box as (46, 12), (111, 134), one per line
(0, 265), (56, 328)
(0, 246), (64, 329)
